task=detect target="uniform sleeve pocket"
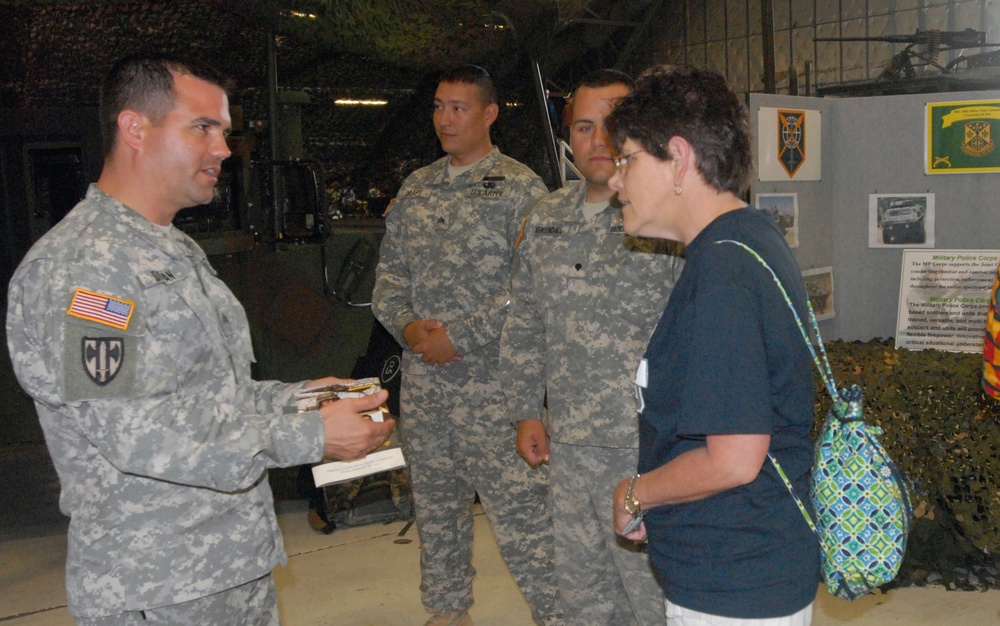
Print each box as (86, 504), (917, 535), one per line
(62, 317), (145, 402)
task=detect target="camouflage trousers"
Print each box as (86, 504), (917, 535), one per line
(74, 574), (277, 625)
(549, 441), (666, 626)
(400, 371), (561, 624)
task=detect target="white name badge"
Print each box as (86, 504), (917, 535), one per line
(634, 358), (648, 413)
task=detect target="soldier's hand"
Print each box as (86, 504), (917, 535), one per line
(319, 389), (395, 460)
(516, 419), (550, 466)
(415, 327), (460, 366)
(403, 319), (444, 354)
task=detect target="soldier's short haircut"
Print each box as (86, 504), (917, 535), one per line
(438, 64), (497, 105)
(606, 64), (752, 197)
(100, 54), (232, 157)
(573, 69), (635, 99)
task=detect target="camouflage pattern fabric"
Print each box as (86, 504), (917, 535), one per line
(499, 182), (684, 624)
(75, 574), (278, 626)
(500, 182), (684, 447)
(372, 147), (561, 623)
(401, 372), (559, 623)
(549, 442), (667, 625)
(6, 185), (325, 619)
(373, 147), (548, 376)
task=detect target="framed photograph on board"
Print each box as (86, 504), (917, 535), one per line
(868, 193), (935, 248)
(926, 99), (1000, 174)
(802, 267), (835, 321)
(755, 192), (799, 248)
(758, 108), (822, 181)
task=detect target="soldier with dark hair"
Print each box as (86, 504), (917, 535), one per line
(6, 54), (394, 625)
(373, 65), (561, 626)
(500, 69), (682, 625)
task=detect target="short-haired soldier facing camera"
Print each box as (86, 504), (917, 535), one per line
(372, 65), (562, 626)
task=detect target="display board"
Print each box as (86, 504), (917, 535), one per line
(750, 90), (1000, 343)
(895, 250), (1000, 352)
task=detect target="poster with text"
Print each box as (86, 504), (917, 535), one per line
(756, 192), (799, 248)
(758, 108), (822, 181)
(895, 249), (1000, 352)
(926, 99), (1000, 174)
(869, 193), (935, 248)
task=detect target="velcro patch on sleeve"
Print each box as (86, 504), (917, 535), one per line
(63, 323), (138, 401)
(67, 288), (135, 330)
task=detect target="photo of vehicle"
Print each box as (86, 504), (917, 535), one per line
(869, 193), (933, 248)
(881, 198), (926, 244)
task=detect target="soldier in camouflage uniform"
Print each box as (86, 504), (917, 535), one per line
(499, 70), (684, 626)
(5, 55), (393, 625)
(372, 65), (561, 626)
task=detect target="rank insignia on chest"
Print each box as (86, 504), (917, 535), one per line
(67, 288), (135, 330)
(81, 336), (125, 386)
(481, 175), (505, 189)
(610, 225), (625, 233)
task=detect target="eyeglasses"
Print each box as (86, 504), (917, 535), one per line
(613, 149), (645, 173)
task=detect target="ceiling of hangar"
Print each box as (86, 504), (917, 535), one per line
(268, 0), (669, 95)
(0, 0), (673, 192)
(253, 0), (675, 185)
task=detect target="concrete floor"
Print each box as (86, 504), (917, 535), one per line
(4, 444), (1000, 625)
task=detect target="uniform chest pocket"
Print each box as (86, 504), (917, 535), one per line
(194, 267), (256, 364)
(610, 252), (672, 329)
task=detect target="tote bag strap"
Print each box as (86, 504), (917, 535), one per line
(714, 239), (840, 539)
(714, 239), (838, 402)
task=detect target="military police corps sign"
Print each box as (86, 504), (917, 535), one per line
(927, 99), (1000, 174)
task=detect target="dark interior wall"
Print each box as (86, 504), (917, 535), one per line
(0, 1), (270, 110)
(0, 1), (556, 217)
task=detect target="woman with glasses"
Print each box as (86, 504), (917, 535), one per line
(608, 65), (820, 625)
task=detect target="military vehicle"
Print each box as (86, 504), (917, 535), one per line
(881, 199), (926, 244)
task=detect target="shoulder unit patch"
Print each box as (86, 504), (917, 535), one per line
(82, 337), (125, 386)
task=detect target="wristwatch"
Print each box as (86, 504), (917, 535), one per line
(624, 473), (642, 517)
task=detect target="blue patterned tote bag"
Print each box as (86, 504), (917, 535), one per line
(718, 240), (913, 601)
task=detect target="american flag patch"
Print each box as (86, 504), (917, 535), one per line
(67, 288), (135, 330)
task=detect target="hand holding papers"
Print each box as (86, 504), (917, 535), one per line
(296, 378), (406, 487)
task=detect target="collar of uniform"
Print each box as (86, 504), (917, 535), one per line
(87, 184), (206, 262)
(542, 182), (587, 226)
(429, 145), (502, 185)
(567, 182), (616, 226)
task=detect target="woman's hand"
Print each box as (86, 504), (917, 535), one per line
(613, 476), (648, 542)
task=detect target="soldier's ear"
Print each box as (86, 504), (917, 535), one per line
(484, 103), (499, 127)
(117, 111), (147, 151)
